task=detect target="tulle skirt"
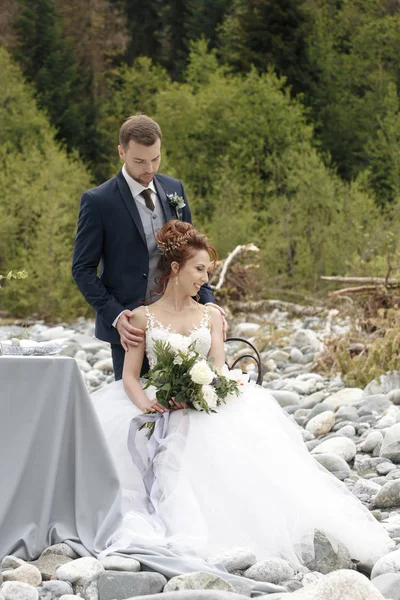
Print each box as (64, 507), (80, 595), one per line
(91, 380), (392, 567)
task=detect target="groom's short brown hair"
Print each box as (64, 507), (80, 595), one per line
(119, 114), (162, 149)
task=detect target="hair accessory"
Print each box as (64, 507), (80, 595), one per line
(158, 230), (192, 254)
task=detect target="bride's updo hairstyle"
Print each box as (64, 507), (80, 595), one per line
(153, 220), (217, 297)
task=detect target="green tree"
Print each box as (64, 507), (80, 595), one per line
(0, 47), (92, 318)
(154, 43), (387, 291)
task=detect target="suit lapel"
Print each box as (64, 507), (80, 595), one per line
(154, 175), (174, 220)
(116, 170), (146, 246)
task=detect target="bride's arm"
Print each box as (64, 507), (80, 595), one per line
(208, 306), (226, 368)
(122, 307), (166, 413)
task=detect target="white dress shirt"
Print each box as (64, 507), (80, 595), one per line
(112, 166), (159, 328)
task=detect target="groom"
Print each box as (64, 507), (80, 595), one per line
(72, 114), (219, 380)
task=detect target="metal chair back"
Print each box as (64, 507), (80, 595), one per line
(224, 337), (263, 385)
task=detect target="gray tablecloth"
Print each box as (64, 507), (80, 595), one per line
(0, 356), (123, 561)
(0, 356), (283, 596)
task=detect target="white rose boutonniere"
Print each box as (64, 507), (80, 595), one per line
(166, 192), (186, 218)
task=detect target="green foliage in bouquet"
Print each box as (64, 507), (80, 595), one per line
(141, 339), (241, 435)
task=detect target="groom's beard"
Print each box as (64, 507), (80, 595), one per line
(125, 164), (158, 187)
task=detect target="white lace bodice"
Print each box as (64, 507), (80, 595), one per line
(145, 306), (212, 369)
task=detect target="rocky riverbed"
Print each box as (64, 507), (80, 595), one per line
(3, 307), (400, 599)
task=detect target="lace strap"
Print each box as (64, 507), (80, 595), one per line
(144, 306), (155, 330)
(200, 305), (212, 329)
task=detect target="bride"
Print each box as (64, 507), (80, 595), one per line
(92, 220), (391, 573)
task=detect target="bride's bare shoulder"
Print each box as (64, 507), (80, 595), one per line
(206, 304), (223, 332)
(129, 305), (148, 328)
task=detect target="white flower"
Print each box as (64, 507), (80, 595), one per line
(168, 334), (191, 354)
(192, 400), (203, 411)
(173, 355), (183, 365)
(219, 364), (249, 388)
(226, 368), (250, 388)
(190, 360), (214, 385)
(201, 384), (218, 409)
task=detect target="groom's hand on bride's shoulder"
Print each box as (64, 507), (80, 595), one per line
(205, 303), (228, 341)
(116, 310), (145, 352)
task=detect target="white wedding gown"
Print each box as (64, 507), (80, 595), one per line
(91, 308), (392, 568)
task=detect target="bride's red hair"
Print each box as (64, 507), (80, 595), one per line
(150, 220), (217, 299)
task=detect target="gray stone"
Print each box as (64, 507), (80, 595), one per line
(377, 462), (397, 476)
(355, 395), (392, 416)
(300, 391), (327, 409)
(287, 569), (385, 599)
(372, 572), (400, 598)
(97, 571), (166, 600)
(290, 348), (304, 363)
(29, 555), (73, 581)
(1, 558), (25, 569)
(2, 566), (41, 587)
(99, 557), (140, 573)
(324, 388), (363, 410)
(56, 558), (104, 585)
(207, 548), (256, 573)
(244, 559), (295, 585)
(303, 531), (354, 574)
(312, 453), (351, 480)
(365, 373), (400, 396)
(41, 545), (78, 559)
(269, 390), (300, 407)
(1, 582), (39, 600)
(351, 478), (381, 501)
(353, 456), (386, 476)
(389, 390), (400, 405)
(311, 437), (356, 462)
(123, 592), (252, 600)
(372, 548), (400, 578)
(374, 480), (400, 508)
(290, 329), (322, 352)
(360, 432), (384, 453)
(305, 411), (335, 436)
(58, 596), (81, 600)
(38, 582), (73, 600)
(164, 572), (235, 594)
(381, 424), (400, 463)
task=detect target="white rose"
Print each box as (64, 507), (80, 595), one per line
(190, 360), (214, 385)
(168, 334), (191, 354)
(201, 384), (218, 409)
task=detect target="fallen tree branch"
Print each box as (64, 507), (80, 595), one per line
(327, 285), (400, 297)
(321, 276), (399, 285)
(210, 244), (259, 291)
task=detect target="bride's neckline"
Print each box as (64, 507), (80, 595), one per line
(145, 306), (210, 337)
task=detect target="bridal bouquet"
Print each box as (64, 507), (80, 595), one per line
(140, 337), (248, 436)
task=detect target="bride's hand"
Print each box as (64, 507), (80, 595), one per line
(147, 400), (170, 414)
(169, 397), (187, 410)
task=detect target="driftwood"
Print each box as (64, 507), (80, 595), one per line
(321, 276), (399, 285)
(231, 299), (326, 317)
(210, 243), (259, 291)
(327, 285), (395, 297)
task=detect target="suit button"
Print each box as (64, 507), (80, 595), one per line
(143, 273), (147, 278)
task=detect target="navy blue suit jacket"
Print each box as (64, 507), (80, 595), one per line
(72, 169), (215, 345)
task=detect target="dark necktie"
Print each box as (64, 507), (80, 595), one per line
(140, 189), (155, 211)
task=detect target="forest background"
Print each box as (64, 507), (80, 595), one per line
(1, 0), (400, 320)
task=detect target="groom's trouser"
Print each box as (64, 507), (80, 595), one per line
(111, 343), (149, 381)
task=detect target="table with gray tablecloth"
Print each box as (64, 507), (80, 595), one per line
(0, 355), (283, 596)
(0, 355), (123, 561)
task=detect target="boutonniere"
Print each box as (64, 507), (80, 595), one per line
(166, 192), (186, 218)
